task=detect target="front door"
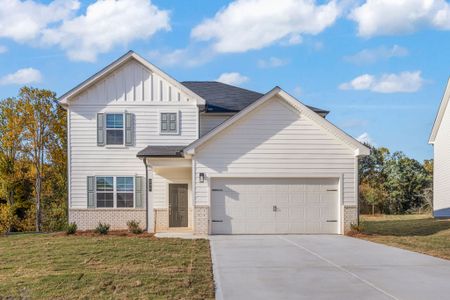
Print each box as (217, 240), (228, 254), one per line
(169, 184), (188, 227)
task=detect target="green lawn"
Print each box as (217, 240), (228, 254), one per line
(357, 214), (450, 260)
(0, 234), (214, 299)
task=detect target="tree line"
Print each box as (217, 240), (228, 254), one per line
(0, 87), (434, 233)
(0, 87), (66, 233)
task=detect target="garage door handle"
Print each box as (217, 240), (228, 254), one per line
(327, 189), (338, 192)
(326, 220), (337, 222)
(212, 220), (223, 223)
(212, 189), (223, 192)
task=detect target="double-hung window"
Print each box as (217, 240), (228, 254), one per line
(106, 114), (124, 145)
(96, 176), (134, 208)
(96, 177), (114, 208)
(160, 112), (178, 134)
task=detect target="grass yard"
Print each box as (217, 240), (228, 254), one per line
(356, 214), (450, 260)
(0, 233), (214, 299)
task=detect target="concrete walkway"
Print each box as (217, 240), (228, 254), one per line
(209, 235), (450, 300)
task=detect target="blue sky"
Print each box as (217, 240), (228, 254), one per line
(1, 0), (449, 161)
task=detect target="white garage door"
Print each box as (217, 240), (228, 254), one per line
(211, 178), (339, 234)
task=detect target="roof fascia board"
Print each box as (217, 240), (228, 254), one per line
(429, 78), (450, 144)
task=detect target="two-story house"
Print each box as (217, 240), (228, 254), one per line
(59, 51), (369, 235)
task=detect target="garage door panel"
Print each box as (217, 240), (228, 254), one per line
(211, 178), (339, 234)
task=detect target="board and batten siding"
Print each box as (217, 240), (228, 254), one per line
(68, 59), (199, 209)
(199, 114), (232, 137)
(434, 101), (450, 217)
(193, 96), (357, 207)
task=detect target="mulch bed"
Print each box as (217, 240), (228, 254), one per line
(55, 230), (155, 238)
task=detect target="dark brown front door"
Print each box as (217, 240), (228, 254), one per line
(169, 184), (188, 227)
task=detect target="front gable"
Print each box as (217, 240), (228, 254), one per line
(59, 51), (205, 107)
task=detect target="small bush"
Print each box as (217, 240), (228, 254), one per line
(66, 222), (77, 235)
(350, 222), (365, 233)
(127, 220), (143, 234)
(95, 222), (110, 235)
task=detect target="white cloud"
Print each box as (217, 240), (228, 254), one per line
(42, 0), (170, 62)
(191, 0), (340, 53)
(216, 72), (249, 86)
(344, 45), (409, 65)
(357, 132), (374, 145)
(258, 57), (289, 68)
(148, 47), (214, 68)
(0, 68), (42, 85)
(0, 45), (7, 54)
(0, 0), (79, 42)
(350, 0), (450, 37)
(293, 85), (302, 97)
(339, 71), (424, 93)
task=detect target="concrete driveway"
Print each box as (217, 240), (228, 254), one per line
(209, 235), (450, 300)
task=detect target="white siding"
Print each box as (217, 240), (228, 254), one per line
(199, 114), (232, 137)
(69, 60), (199, 209)
(434, 102), (450, 217)
(193, 96), (357, 207)
(152, 168), (192, 209)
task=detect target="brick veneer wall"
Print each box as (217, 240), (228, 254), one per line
(343, 206), (357, 233)
(194, 206), (209, 235)
(69, 209), (146, 230)
(154, 209), (169, 231)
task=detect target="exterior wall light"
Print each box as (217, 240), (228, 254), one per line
(199, 173), (205, 183)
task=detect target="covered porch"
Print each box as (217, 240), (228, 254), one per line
(137, 146), (194, 233)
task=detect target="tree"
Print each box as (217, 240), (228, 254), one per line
(0, 98), (24, 207)
(20, 87), (58, 232)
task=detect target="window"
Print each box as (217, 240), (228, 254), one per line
(106, 114), (124, 145)
(96, 177), (114, 207)
(160, 112), (178, 134)
(117, 177), (134, 208)
(96, 176), (134, 208)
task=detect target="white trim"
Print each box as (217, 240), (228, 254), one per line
(429, 78), (450, 143)
(207, 172), (344, 178)
(184, 87), (370, 156)
(104, 112), (125, 146)
(67, 108), (72, 208)
(59, 51), (206, 107)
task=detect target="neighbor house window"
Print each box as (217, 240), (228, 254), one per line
(160, 112), (178, 134)
(96, 176), (134, 208)
(106, 113), (124, 145)
(96, 177), (114, 208)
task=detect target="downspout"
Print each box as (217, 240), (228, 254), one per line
(143, 158), (149, 232)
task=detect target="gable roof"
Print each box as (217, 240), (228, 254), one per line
(58, 51), (206, 107)
(182, 81), (329, 115)
(184, 87), (370, 156)
(429, 78), (450, 144)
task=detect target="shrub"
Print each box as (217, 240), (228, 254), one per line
(66, 222), (77, 235)
(95, 222), (110, 235)
(0, 204), (13, 234)
(350, 222), (365, 233)
(127, 220), (143, 234)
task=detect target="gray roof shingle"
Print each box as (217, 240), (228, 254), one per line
(181, 81), (328, 115)
(137, 145), (185, 157)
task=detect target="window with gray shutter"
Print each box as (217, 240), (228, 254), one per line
(87, 176), (96, 208)
(125, 113), (134, 146)
(135, 176), (144, 208)
(97, 113), (105, 146)
(160, 112), (178, 134)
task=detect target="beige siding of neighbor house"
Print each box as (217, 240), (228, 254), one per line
(193, 96), (357, 208)
(68, 59), (200, 210)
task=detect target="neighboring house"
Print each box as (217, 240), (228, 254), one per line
(59, 51), (369, 235)
(429, 79), (450, 217)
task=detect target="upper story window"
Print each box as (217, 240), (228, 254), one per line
(160, 112), (178, 134)
(106, 113), (124, 145)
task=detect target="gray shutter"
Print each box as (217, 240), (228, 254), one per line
(87, 176), (96, 208)
(125, 113), (134, 146)
(135, 176), (144, 208)
(97, 113), (105, 146)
